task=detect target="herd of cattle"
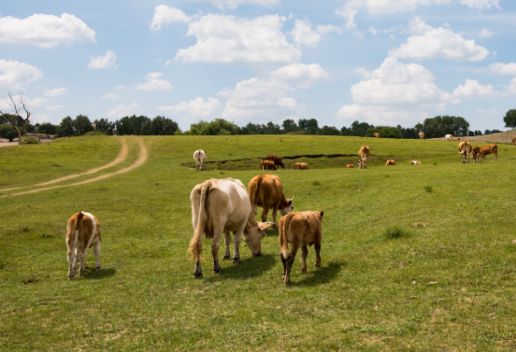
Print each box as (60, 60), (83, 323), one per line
(64, 139), (502, 285)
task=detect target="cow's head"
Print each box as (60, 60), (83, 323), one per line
(280, 198), (294, 216)
(244, 221), (274, 256)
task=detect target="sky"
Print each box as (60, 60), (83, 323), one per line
(1, 0), (515, 131)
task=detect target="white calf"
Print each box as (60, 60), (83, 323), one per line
(65, 211), (101, 279)
(193, 149), (207, 170)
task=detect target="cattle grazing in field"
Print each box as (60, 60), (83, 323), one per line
(264, 155), (285, 168)
(345, 163), (354, 168)
(260, 159), (277, 170)
(279, 211), (323, 286)
(410, 160), (421, 166)
(357, 145), (370, 169)
(247, 174), (293, 225)
(65, 211), (101, 279)
(293, 162), (308, 169)
(188, 178), (272, 278)
(418, 131), (425, 140)
(472, 144), (498, 162)
(193, 149), (207, 170)
(458, 141), (473, 163)
(445, 134), (453, 141)
(385, 159), (396, 166)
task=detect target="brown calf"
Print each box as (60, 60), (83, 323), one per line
(345, 163), (354, 168)
(385, 159), (396, 166)
(264, 155), (285, 168)
(293, 162), (308, 169)
(65, 211), (101, 279)
(260, 159), (277, 170)
(279, 211), (323, 286)
(472, 144), (498, 162)
(357, 145), (370, 169)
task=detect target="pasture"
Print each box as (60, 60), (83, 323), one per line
(0, 135), (515, 351)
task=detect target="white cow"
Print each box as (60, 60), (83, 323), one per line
(193, 149), (207, 170)
(65, 211), (101, 279)
(188, 178), (273, 278)
(445, 134), (453, 141)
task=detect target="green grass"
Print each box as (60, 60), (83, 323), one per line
(0, 135), (515, 351)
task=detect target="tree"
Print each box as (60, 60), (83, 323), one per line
(298, 118), (319, 134)
(189, 118), (240, 135)
(0, 93), (32, 141)
(350, 120), (373, 136)
(151, 116), (179, 135)
(422, 115), (469, 138)
(282, 119), (298, 133)
(116, 115), (153, 135)
(0, 125), (18, 141)
(94, 118), (115, 135)
(73, 115), (94, 135)
(503, 109), (516, 128)
(37, 122), (57, 136)
(57, 116), (75, 137)
(319, 125), (340, 135)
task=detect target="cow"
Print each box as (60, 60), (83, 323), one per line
(264, 155), (285, 168)
(293, 162), (308, 169)
(357, 145), (370, 169)
(188, 178), (272, 278)
(445, 134), (453, 141)
(472, 144), (498, 162)
(418, 131), (425, 140)
(512, 137), (516, 145)
(345, 163), (354, 168)
(65, 211), (101, 279)
(385, 159), (396, 166)
(410, 160), (421, 166)
(373, 132), (380, 138)
(279, 211), (323, 286)
(193, 149), (207, 170)
(247, 174), (293, 225)
(260, 159), (277, 170)
(458, 141), (473, 163)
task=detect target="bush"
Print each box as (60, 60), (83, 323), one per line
(0, 125), (18, 142)
(85, 131), (105, 136)
(383, 226), (411, 240)
(20, 136), (40, 144)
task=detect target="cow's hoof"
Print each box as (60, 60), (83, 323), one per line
(213, 267), (222, 274)
(233, 257), (241, 264)
(301, 269), (307, 274)
(194, 271), (203, 278)
(95, 266), (101, 270)
(223, 255), (231, 260)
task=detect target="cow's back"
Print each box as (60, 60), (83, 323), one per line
(282, 211), (322, 246)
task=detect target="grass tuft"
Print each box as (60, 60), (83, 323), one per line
(424, 185), (433, 193)
(312, 180), (321, 186)
(383, 226), (412, 240)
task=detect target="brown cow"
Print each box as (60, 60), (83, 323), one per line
(264, 155), (285, 168)
(293, 162), (308, 169)
(260, 159), (277, 170)
(345, 163), (354, 168)
(248, 174), (293, 224)
(189, 178), (272, 278)
(512, 137), (516, 145)
(472, 144), (498, 162)
(385, 159), (396, 166)
(458, 141), (473, 163)
(279, 211), (323, 286)
(357, 145), (370, 169)
(65, 211), (101, 279)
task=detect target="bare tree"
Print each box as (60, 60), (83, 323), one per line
(0, 93), (31, 141)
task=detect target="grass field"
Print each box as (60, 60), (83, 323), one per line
(0, 135), (515, 351)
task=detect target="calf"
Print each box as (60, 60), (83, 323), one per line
(345, 163), (354, 168)
(260, 159), (277, 170)
(264, 155), (285, 168)
(279, 211), (323, 286)
(385, 159), (396, 166)
(293, 162), (308, 169)
(458, 141), (473, 163)
(65, 211), (101, 279)
(193, 149), (207, 170)
(410, 160), (421, 166)
(357, 145), (370, 169)
(472, 144), (498, 162)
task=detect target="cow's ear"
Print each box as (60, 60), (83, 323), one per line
(319, 211), (324, 219)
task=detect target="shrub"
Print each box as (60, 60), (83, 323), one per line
(20, 136), (40, 144)
(383, 226), (411, 240)
(0, 125), (18, 142)
(85, 131), (105, 136)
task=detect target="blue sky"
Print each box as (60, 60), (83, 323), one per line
(1, 0), (515, 131)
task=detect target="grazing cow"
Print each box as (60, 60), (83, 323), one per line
(385, 159), (396, 166)
(357, 145), (370, 169)
(373, 132), (380, 138)
(260, 159), (277, 170)
(279, 211), (323, 286)
(410, 160), (421, 166)
(248, 174), (293, 225)
(193, 149), (207, 170)
(512, 137), (516, 145)
(293, 162), (308, 169)
(264, 155), (285, 168)
(472, 144), (498, 162)
(445, 134), (453, 141)
(188, 178), (271, 278)
(345, 163), (354, 168)
(418, 131), (425, 140)
(65, 211), (101, 279)
(458, 141), (473, 163)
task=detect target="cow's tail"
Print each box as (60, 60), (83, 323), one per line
(66, 211), (84, 249)
(279, 213), (292, 259)
(188, 182), (210, 257)
(248, 176), (261, 213)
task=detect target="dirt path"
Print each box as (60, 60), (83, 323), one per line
(2, 137), (148, 197)
(0, 137), (129, 193)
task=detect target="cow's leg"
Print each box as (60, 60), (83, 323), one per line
(211, 228), (223, 273)
(301, 245), (308, 273)
(223, 231), (231, 259)
(284, 246), (298, 286)
(272, 207), (278, 225)
(261, 206), (269, 223)
(280, 254), (287, 280)
(77, 246), (86, 276)
(314, 242), (321, 268)
(93, 240), (101, 270)
(66, 238), (76, 279)
(233, 223), (246, 264)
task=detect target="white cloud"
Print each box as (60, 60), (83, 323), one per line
(271, 63), (329, 88)
(489, 62), (516, 75)
(337, 104), (430, 126)
(390, 17), (489, 61)
(290, 21), (340, 48)
(0, 59), (43, 90)
(478, 28), (493, 38)
(106, 103), (140, 119)
(452, 79), (493, 98)
(158, 97), (220, 119)
(201, 0), (279, 9)
(88, 50), (117, 70)
(175, 14), (300, 63)
(150, 5), (190, 31)
(136, 72), (172, 92)
(507, 78), (516, 95)
(44, 87), (68, 97)
(460, 0), (500, 10)
(0, 13), (95, 48)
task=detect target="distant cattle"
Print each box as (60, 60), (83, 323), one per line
(248, 174), (293, 224)
(357, 145), (370, 169)
(512, 137), (516, 145)
(264, 155), (285, 169)
(345, 163), (354, 168)
(279, 211), (323, 286)
(66, 211), (101, 279)
(385, 159), (396, 166)
(445, 134), (453, 141)
(373, 132), (380, 138)
(293, 162), (308, 169)
(410, 160), (421, 166)
(260, 159), (277, 170)
(189, 178), (271, 278)
(193, 149), (207, 170)
(472, 144), (498, 162)
(418, 131), (425, 140)
(458, 141), (473, 163)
